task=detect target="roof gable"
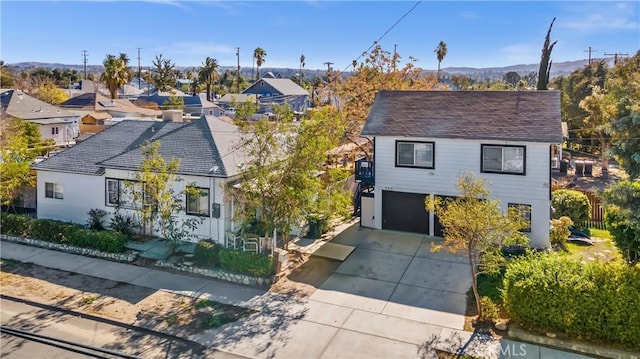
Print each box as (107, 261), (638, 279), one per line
(361, 90), (563, 143)
(34, 117), (245, 178)
(1, 89), (77, 120)
(243, 78), (308, 96)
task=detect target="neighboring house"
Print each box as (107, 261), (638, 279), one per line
(33, 116), (249, 244)
(136, 94), (224, 117)
(217, 93), (257, 110)
(242, 77), (309, 112)
(1, 89), (80, 146)
(60, 92), (161, 131)
(357, 90), (563, 248)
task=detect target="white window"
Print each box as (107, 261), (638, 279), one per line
(481, 145), (525, 174)
(509, 203), (532, 232)
(396, 141), (434, 169)
(186, 187), (210, 216)
(105, 179), (142, 208)
(45, 182), (63, 199)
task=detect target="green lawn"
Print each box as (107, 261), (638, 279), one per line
(586, 228), (612, 239)
(565, 237), (621, 262)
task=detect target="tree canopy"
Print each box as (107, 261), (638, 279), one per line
(425, 172), (528, 319)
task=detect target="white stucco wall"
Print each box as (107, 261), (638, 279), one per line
(372, 136), (553, 248)
(36, 170), (104, 224)
(36, 168), (233, 245)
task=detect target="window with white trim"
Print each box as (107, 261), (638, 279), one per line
(105, 178), (142, 208)
(186, 187), (210, 216)
(396, 141), (434, 169)
(508, 203), (532, 232)
(481, 145), (525, 175)
(45, 182), (63, 199)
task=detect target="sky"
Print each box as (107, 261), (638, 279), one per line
(1, 1), (638, 72)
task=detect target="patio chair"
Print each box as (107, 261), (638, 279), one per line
(225, 231), (239, 249)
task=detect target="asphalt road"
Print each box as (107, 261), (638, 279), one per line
(0, 298), (244, 359)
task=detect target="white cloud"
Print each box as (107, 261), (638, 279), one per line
(560, 2), (639, 31)
(500, 43), (539, 65)
(140, 0), (187, 8)
(459, 10), (478, 19)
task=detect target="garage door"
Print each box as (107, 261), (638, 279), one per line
(382, 191), (429, 234)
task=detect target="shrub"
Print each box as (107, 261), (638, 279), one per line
(551, 189), (591, 225)
(110, 211), (139, 238)
(87, 209), (108, 231)
(193, 240), (220, 267)
(1, 213), (33, 236)
(28, 218), (77, 243)
(605, 209), (639, 265)
(65, 229), (127, 253)
(219, 248), (275, 277)
(549, 216), (573, 245)
(478, 296), (501, 323)
(502, 252), (640, 349)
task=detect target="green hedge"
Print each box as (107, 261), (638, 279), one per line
(503, 253), (640, 349)
(219, 248), (275, 277)
(1, 213), (127, 253)
(1, 213), (32, 236)
(193, 240), (221, 267)
(551, 189), (591, 225)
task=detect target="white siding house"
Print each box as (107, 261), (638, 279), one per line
(33, 116), (248, 245)
(358, 90), (563, 248)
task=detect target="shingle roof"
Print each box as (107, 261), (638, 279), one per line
(33, 117), (246, 177)
(218, 93), (257, 104)
(60, 92), (161, 117)
(361, 90), (563, 143)
(1, 89), (77, 120)
(244, 78), (308, 96)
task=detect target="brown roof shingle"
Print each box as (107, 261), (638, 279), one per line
(361, 90), (563, 143)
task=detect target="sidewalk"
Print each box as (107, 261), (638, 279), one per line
(1, 241), (591, 359)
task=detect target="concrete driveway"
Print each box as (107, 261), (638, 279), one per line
(310, 225), (471, 330)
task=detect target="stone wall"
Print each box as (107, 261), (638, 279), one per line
(0, 234), (138, 262)
(155, 259), (273, 287)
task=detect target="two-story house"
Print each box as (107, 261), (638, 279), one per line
(242, 76), (309, 113)
(357, 90), (562, 248)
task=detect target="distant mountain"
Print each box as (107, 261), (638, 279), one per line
(7, 57), (616, 81)
(443, 58), (615, 80)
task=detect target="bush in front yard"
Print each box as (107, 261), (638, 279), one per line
(1, 213), (33, 236)
(551, 189), (591, 225)
(28, 218), (78, 243)
(193, 240), (221, 267)
(502, 252), (640, 349)
(64, 229), (128, 253)
(219, 248), (275, 277)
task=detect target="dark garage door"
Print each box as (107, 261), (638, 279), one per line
(382, 191), (429, 234)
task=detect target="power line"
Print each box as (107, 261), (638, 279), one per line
(603, 52), (629, 65)
(340, 0), (422, 75)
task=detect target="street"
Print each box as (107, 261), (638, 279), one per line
(0, 297), (242, 359)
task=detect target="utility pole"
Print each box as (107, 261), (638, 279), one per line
(604, 52), (629, 65)
(82, 50), (88, 80)
(137, 47), (142, 88)
(393, 44), (397, 71)
(583, 46), (597, 64)
(236, 47), (240, 94)
(323, 61), (334, 106)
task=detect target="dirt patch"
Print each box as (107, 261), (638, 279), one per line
(0, 260), (253, 337)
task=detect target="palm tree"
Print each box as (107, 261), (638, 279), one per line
(434, 41), (448, 81)
(101, 54), (130, 99)
(299, 54), (306, 85)
(253, 47), (267, 81)
(199, 57), (219, 102)
(190, 77), (200, 96)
